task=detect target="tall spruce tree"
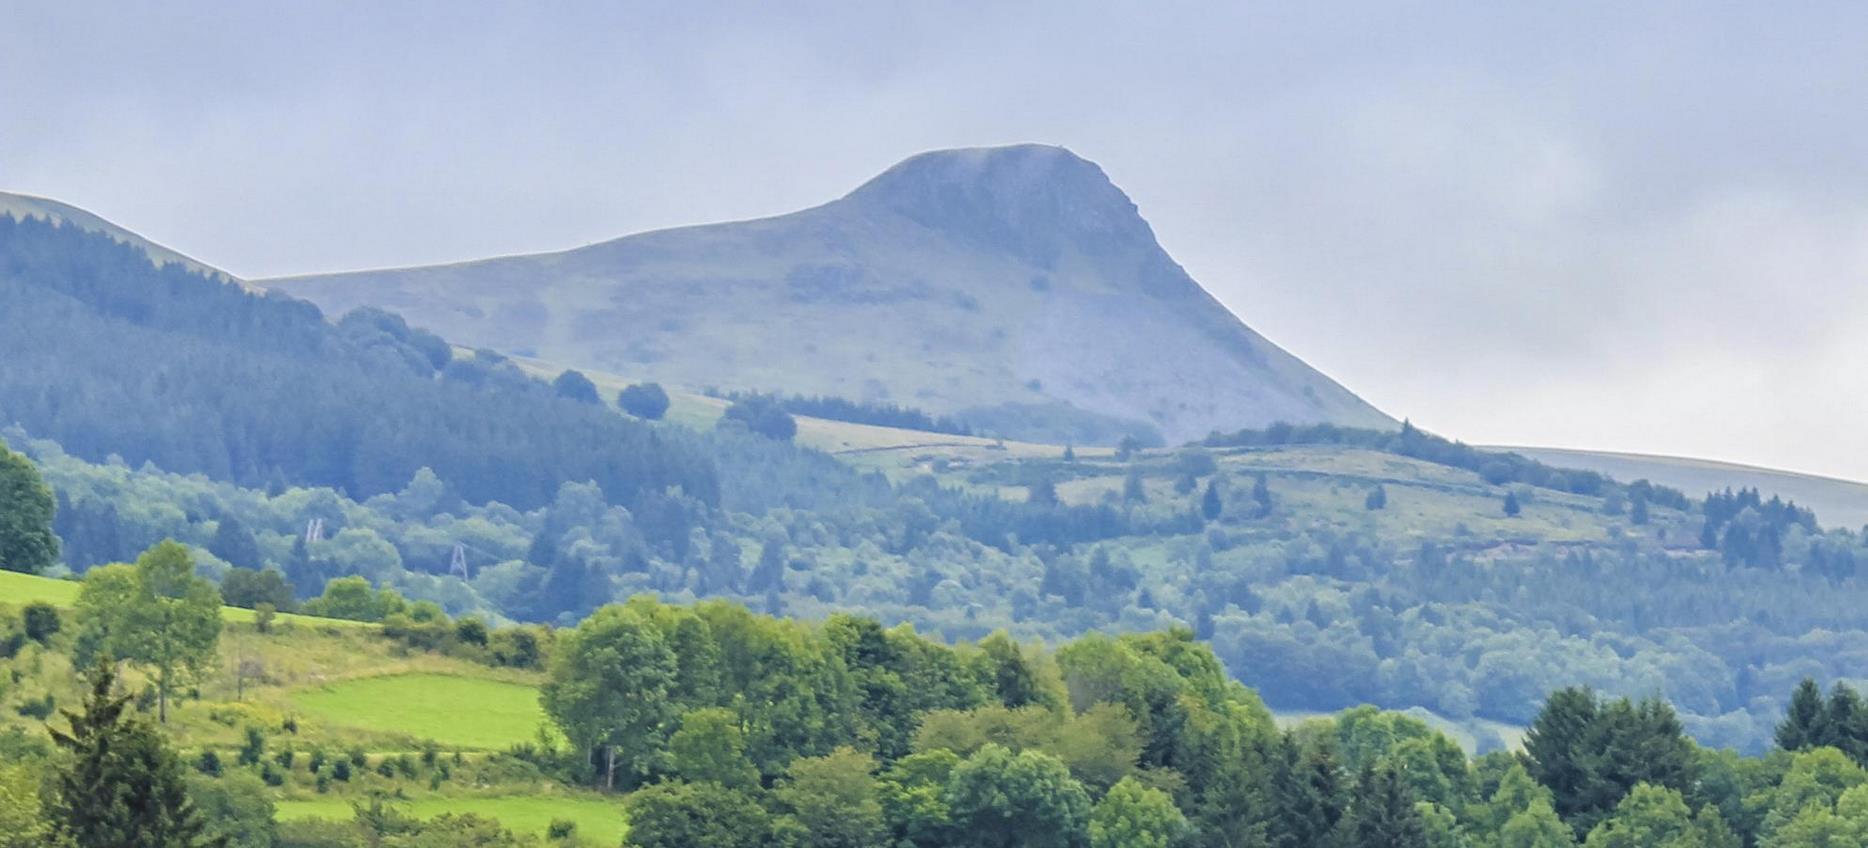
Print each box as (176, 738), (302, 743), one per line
(1339, 763), (1427, 848)
(47, 661), (221, 848)
(1776, 678), (1827, 752)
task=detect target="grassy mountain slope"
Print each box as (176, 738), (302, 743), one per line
(265, 145), (1393, 444)
(1502, 445), (1868, 529)
(0, 190), (231, 281)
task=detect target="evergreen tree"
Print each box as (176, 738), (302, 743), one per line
(1525, 688), (1600, 825)
(1365, 485), (1388, 511)
(1824, 683), (1867, 761)
(0, 440), (58, 574)
(1504, 491), (1522, 517)
(46, 660), (221, 848)
(1122, 472), (1147, 504)
(1268, 733), (1343, 848)
(1339, 764), (1427, 848)
(1629, 493), (1650, 525)
(1201, 480), (1224, 521)
(1252, 473), (1273, 517)
(1777, 679), (1827, 753)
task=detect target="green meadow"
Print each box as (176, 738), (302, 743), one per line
(289, 673), (553, 751)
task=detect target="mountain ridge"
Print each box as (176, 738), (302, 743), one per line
(263, 144), (1394, 444)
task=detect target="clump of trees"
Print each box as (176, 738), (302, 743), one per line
(722, 396), (799, 441)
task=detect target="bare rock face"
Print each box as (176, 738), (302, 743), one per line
(266, 144), (1392, 444)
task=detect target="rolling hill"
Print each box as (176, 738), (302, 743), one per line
(0, 191), (229, 281)
(265, 144), (1393, 445)
(1501, 445), (1868, 530)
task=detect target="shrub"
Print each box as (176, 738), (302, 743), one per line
(238, 727), (266, 765)
(21, 602), (60, 643)
(547, 818), (577, 839)
(618, 382), (671, 420)
(196, 749), (223, 776)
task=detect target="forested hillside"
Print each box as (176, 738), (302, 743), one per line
(11, 208), (1868, 755)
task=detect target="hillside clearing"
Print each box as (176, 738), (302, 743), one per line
(0, 568), (368, 629)
(289, 673), (551, 750)
(276, 793), (625, 843)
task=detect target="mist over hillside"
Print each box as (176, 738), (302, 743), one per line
(267, 145), (1393, 445)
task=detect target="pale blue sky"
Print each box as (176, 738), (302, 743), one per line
(5, 2), (1866, 479)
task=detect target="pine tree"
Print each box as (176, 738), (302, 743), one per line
(1503, 492), (1522, 517)
(47, 660), (221, 848)
(1823, 683), (1866, 760)
(1364, 485), (1387, 511)
(1252, 473), (1273, 517)
(1630, 493), (1650, 525)
(1339, 763), (1427, 848)
(1122, 471), (1147, 504)
(1777, 678), (1827, 752)
(1202, 480), (1224, 521)
(1268, 733), (1342, 848)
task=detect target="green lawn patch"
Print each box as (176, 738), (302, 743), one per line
(0, 569), (368, 629)
(277, 793), (624, 843)
(0, 569), (81, 606)
(289, 673), (550, 750)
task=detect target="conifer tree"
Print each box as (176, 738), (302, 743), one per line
(1338, 763), (1427, 848)
(1201, 481), (1224, 521)
(46, 661), (221, 848)
(1777, 678), (1827, 752)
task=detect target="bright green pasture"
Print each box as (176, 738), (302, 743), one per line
(277, 793), (625, 843)
(289, 673), (551, 750)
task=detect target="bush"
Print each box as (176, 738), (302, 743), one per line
(21, 602), (60, 643)
(331, 760), (352, 782)
(196, 749), (223, 776)
(238, 727), (266, 765)
(722, 397), (797, 441)
(618, 382), (671, 420)
(16, 693), (55, 720)
(547, 818), (577, 839)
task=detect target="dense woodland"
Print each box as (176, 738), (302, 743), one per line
(8, 540), (1868, 847)
(9, 214), (1868, 757)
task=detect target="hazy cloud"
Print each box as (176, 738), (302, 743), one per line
(4, 2), (1865, 479)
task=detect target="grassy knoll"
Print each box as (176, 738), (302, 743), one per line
(277, 793), (625, 844)
(289, 673), (551, 751)
(0, 568), (369, 629)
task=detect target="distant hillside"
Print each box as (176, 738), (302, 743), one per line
(0, 190), (228, 280)
(1501, 446), (1868, 529)
(266, 144), (1393, 445)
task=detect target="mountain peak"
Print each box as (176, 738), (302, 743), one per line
(843, 145), (1155, 265)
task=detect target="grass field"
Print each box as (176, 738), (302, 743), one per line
(0, 569), (368, 629)
(276, 793), (625, 844)
(289, 673), (551, 750)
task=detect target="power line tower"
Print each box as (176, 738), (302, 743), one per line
(450, 543), (469, 579)
(303, 518), (325, 545)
